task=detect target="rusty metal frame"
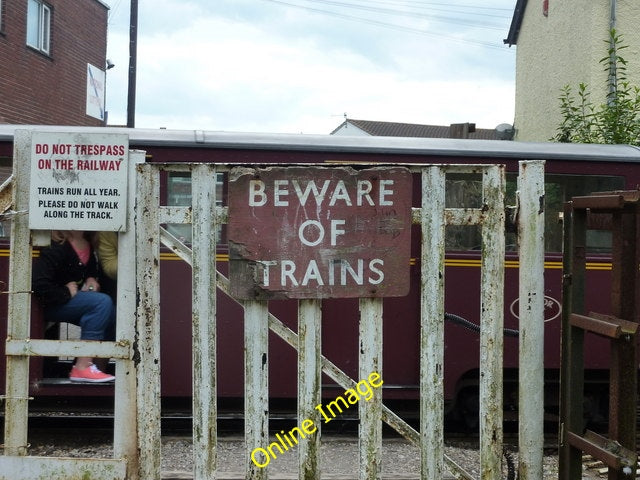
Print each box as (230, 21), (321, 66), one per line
(559, 190), (639, 480)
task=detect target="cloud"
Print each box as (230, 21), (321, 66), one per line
(105, 0), (515, 133)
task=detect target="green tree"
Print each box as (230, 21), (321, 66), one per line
(552, 29), (640, 145)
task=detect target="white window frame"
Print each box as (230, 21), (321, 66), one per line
(26, 0), (51, 55)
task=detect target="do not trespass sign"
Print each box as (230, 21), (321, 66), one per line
(28, 131), (128, 231)
(228, 166), (412, 300)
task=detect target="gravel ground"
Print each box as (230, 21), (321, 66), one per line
(20, 432), (594, 479)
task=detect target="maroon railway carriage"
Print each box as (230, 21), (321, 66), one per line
(1, 126), (639, 424)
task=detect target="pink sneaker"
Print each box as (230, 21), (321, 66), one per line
(69, 364), (115, 383)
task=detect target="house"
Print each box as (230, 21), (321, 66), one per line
(331, 118), (503, 140)
(0, 0), (109, 126)
(505, 0), (640, 142)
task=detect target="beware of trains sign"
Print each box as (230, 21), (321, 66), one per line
(28, 131), (128, 231)
(228, 166), (412, 300)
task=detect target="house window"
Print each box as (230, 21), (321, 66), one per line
(0, 0), (4, 33)
(26, 0), (51, 54)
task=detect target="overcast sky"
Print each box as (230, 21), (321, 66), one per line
(103, 0), (516, 134)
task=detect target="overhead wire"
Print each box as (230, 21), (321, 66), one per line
(259, 0), (513, 51)
(300, 0), (511, 22)
(106, 0), (124, 26)
(361, 0), (512, 13)
(290, 1), (507, 31)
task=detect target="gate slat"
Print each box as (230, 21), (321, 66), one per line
(113, 150), (145, 479)
(245, 300), (269, 479)
(359, 298), (383, 480)
(479, 165), (505, 479)
(517, 160), (546, 480)
(420, 166), (446, 480)
(3, 130), (33, 458)
(192, 165), (218, 478)
(136, 163), (162, 480)
(298, 299), (322, 480)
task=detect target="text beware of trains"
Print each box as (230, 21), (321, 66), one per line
(228, 167), (412, 300)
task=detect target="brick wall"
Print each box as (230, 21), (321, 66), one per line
(0, 0), (108, 126)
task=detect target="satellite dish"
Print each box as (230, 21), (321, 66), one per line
(495, 123), (515, 140)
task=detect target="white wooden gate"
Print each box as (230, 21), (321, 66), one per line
(2, 143), (545, 480)
(1, 130), (142, 479)
(136, 160), (545, 480)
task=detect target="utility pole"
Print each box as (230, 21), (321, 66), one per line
(127, 0), (138, 128)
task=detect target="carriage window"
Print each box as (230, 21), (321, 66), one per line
(166, 172), (225, 243)
(445, 173), (518, 251)
(545, 174), (624, 253)
(444, 173), (625, 254)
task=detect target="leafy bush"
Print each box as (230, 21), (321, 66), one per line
(552, 29), (640, 145)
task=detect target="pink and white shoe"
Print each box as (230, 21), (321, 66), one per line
(69, 364), (115, 383)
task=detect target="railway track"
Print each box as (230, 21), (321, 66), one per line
(5, 405), (640, 478)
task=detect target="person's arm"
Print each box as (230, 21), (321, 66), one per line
(97, 231), (118, 280)
(82, 245), (101, 291)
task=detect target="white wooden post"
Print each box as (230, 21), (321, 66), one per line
(298, 299), (322, 480)
(191, 164), (218, 478)
(113, 150), (146, 479)
(359, 298), (383, 480)
(3, 129), (33, 458)
(479, 165), (505, 479)
(518, 160), (546, 480)
(136, 163), (162, 479)
(420, 166), (446, 480)
(245, 300), (269, 480)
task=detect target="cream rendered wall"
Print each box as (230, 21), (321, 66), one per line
(616, 0), (640, 82)
(514, 0), (640, 142)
